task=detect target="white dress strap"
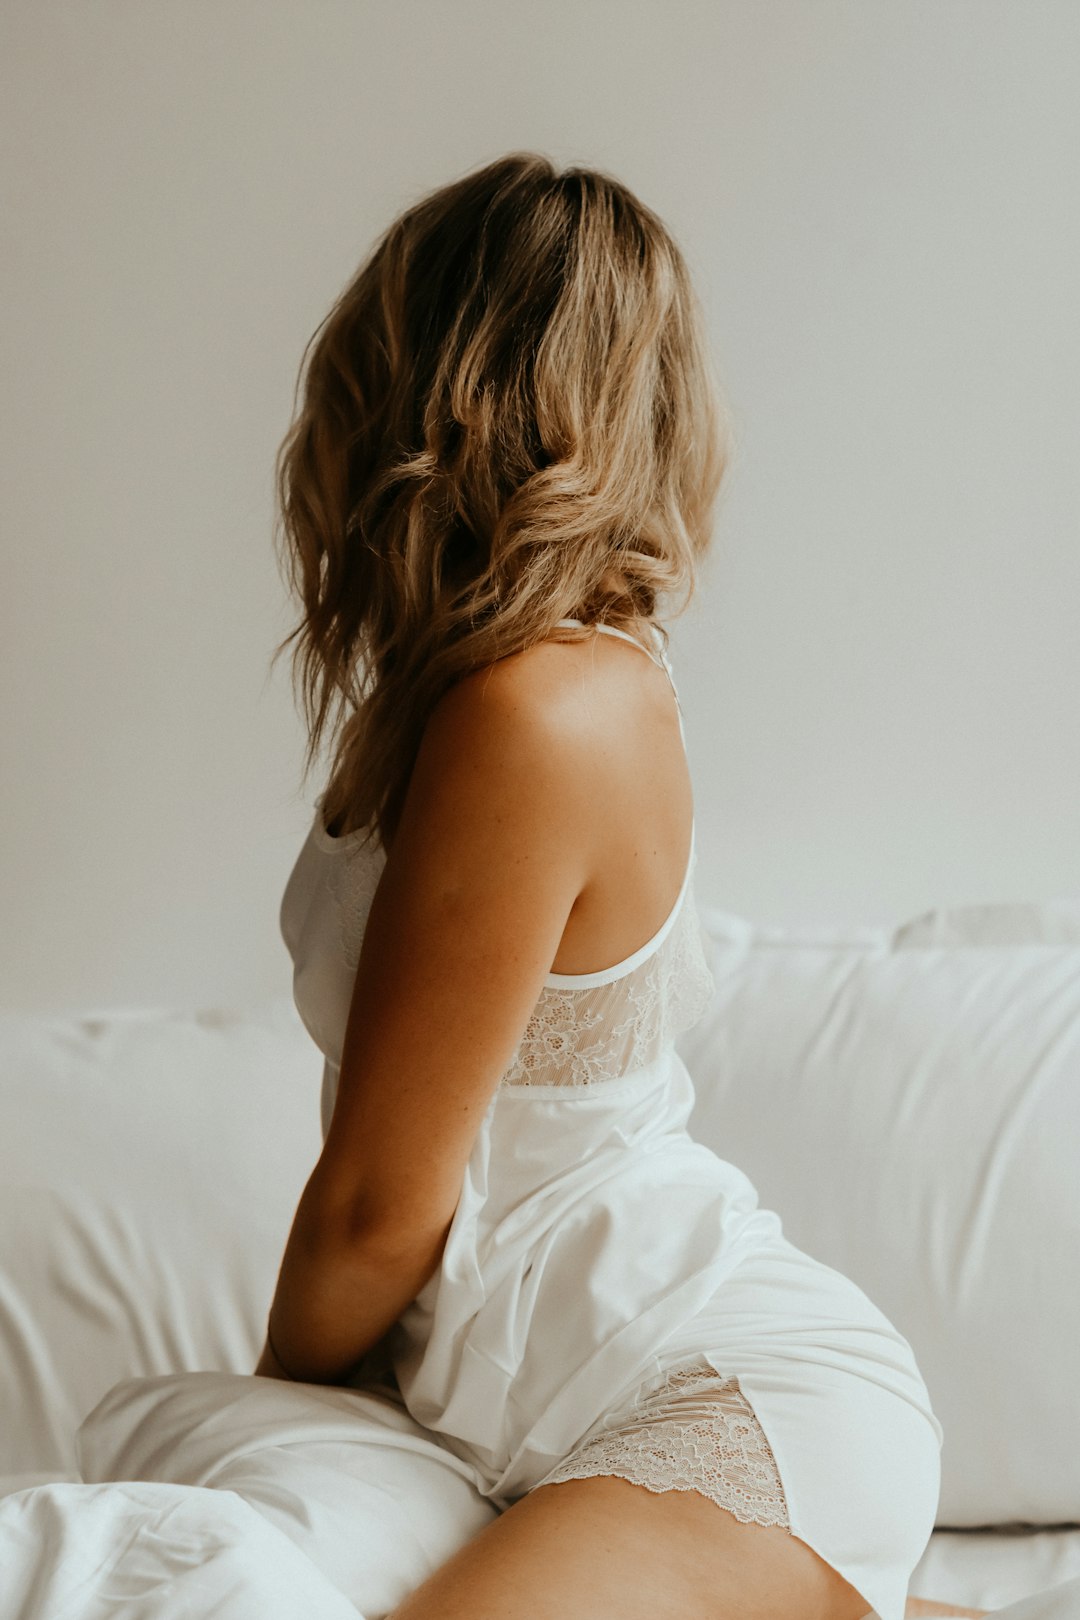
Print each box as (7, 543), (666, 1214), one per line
(555, 617), (685, 740)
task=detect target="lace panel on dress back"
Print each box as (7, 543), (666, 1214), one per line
(499, 849), (716, 1088)
(312, 810), (715, 1090)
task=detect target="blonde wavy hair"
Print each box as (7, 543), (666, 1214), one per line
(272, 150), (731, 849)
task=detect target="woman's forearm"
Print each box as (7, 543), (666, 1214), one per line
(263, 1171), (451, 1385)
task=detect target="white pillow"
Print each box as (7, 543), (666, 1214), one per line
(893, 899), (1080, 949)
(0, 1000), (323, 1477)
(677, 902), (1080, 1528)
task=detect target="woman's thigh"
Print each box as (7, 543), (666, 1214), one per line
(388, 1474), (874, 1620)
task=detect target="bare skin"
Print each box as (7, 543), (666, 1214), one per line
(388, 1474), (875, 1620)
(503, 622), (697, 976)
(330, 619), (696, 973)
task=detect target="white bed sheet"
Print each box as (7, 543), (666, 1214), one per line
(0, 1480), (360, 1620)
(910, 1526), (1080, 1613)
(6, 1464), (1080, 1613)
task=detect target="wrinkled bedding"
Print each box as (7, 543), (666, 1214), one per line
(1, 1371), (496, 1619)
(1, 1368), (1078, 1620)
(0, 1482), (359, 1620)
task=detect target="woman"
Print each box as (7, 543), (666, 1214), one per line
(260, 152), (949, 1620)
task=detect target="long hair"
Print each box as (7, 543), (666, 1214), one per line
(271, 150), (731, 849)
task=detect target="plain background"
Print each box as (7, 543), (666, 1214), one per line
(2, 0), (1078, 1013)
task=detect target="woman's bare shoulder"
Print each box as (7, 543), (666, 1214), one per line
(419, 629), (683, 852)
(419, 642), (601, 814)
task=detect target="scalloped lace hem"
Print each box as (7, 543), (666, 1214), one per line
(533, 1365), (790, 1532)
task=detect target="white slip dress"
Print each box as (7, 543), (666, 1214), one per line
(279, 618), (943, 1620)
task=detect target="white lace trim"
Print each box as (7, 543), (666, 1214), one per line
(499, 863), (717, 1088)
(534, 1363), (791, 1530)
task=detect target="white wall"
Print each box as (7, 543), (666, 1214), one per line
(2, 1), (1078, 1013)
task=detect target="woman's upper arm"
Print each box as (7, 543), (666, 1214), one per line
(311, 660), (596, 1250)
